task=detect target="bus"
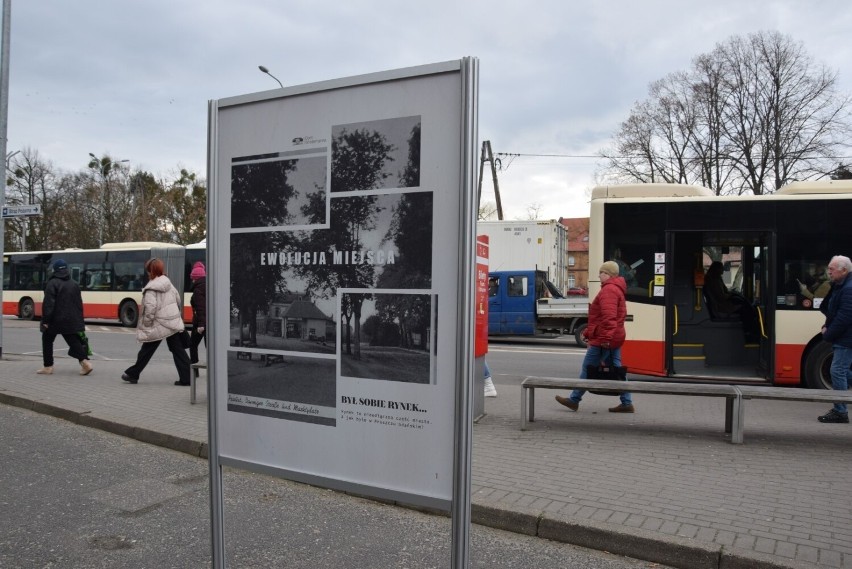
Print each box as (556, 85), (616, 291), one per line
(2, 241), (207, 327)
(590, 179), (852, 390)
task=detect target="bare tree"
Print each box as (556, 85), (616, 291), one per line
(478, 201), (497, 220)
(4, 148), (59, 251)
(86, 154), (134, 245)
(524, 202), (543, 220)
(600, 31), (851, 195)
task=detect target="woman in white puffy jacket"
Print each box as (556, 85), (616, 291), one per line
(122, 258), (191, 386)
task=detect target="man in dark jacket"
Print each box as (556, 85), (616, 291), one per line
(37, 259), (93, 376)
(818, 255), (852, 423)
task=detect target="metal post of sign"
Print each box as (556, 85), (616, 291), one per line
(0, 0), (12, 359)
(450, 55), (479, 569)
(206, 99), (226, 569)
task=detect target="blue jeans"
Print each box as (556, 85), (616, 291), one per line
(483, 358), (492, 379)
(570, 345), (632, 406)
(830, 345), (852, 414)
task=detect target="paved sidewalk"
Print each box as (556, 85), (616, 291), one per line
(1, 351), (851, 569)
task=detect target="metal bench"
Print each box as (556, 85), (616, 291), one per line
(521, 377), (743, 442)
(735, 385), (852, 442)
(521, 377), (852, 444)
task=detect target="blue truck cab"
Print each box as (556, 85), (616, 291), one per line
(488, 270), (589, 345)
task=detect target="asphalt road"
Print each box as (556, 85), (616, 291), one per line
(0, 403), (670, 569)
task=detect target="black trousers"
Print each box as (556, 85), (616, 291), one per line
(190, 327), (207, 364)
(42, 330), (87, 367)
(125, 333), (191, 384)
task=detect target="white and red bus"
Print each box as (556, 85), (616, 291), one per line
(589, 180), (852, 390)
(2, 241), (206, 327)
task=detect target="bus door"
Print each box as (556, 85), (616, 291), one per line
(667, 231), (772, 382)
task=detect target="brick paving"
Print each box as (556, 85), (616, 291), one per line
(2, 348), (851, 568)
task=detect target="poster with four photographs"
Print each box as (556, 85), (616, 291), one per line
(210, 61), (474, 509)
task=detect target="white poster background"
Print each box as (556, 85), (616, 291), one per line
(210, 63), (467, 509)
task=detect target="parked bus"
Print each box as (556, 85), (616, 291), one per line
(590, 180), (852, 390)
(2, 241), (206, 327)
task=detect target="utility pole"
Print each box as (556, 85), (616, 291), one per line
(477, 140), (503, 220)
(0, 0), (11, 358)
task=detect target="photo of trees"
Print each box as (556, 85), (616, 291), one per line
(231, 153), (327, 229)
(331, 116), (421, 192)
(340, 293), (432, 384)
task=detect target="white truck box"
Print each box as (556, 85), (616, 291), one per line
(477, 220), (568, 292)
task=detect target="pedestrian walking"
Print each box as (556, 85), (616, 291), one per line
(37, 259), (93, 376)
(555, 261), (633, 413)
(483, 357), (497, 397)
(818, 255), (852, 423)
(122, 258), (191, 386)
(189, 261), (207, 364)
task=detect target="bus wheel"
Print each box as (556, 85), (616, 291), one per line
(574, 322), (588, 348)
(19, 298), (35, 320)
(804, 342), (833, 390)
(119, 301), (139, 328)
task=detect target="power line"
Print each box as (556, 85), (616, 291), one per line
(495, 152), (601, 159)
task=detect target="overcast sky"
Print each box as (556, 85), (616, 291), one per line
(5, 1), (851, 221)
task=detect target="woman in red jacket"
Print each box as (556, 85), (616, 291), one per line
(555, 261), (634, 413)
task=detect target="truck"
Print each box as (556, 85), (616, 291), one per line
(477, 220), (569, 292)
(488, 269), (589, 347)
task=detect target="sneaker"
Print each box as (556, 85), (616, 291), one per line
(174, 381), (191, 386)
(484, 377), (497, 397)
(121, 373), (139, 385)
(79, 360), (93, 376)
(36, 366), (53, 375)
(609, 403), (635, 413)
(818, 409), (849, 423)
(555, 395), (578, 411)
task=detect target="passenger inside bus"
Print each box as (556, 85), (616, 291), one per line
(610, 247), (639, 288)
(704, 261), (759, 342)
(799, 264), (830, 301)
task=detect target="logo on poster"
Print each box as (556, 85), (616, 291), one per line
(292, 135), (327, 146)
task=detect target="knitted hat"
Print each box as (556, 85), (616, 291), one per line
(52, 258), (67, 271)
(600, 261), (620, 277)
(190, 261), (206, 280)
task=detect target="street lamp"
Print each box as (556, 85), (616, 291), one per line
(258, 65), (283, 89)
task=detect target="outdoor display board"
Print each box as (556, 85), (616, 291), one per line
(207, 59), (478, 511)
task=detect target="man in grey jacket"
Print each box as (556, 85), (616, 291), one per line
(38, 258), (93, 376)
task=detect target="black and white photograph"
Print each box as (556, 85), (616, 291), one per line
(326, 191), (433, 289)
(331, 116), (421, 193)
(230, 234), (338, 356)
(227, 353), (336, 427)
(231, 152), (327, 229)
(340, 292), (433, 384)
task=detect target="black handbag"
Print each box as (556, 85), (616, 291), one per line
(586, 349), (628, 395)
